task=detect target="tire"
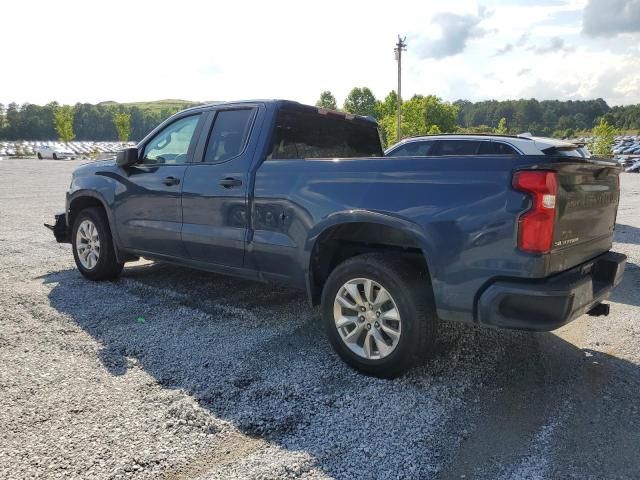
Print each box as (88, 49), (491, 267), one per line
(71, 207), (124, 281)
(321, 253), (437, 378)
(53, 153), (58, 160)
(37, 153), (42, 159)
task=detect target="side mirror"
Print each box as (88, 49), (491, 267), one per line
(116, 147), (139, 167)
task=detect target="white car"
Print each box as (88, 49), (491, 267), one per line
(36, 145), (75, 160)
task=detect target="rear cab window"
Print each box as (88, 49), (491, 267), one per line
(268, 107), (383, 159)
(202, 109), (255, 163)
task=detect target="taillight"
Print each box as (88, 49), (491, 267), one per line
(512, 170), (557, 254)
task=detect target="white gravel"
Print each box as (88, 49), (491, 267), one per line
(1, 158), (639, 479)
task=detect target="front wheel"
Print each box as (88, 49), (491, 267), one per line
(321, 253), (437, 378)
(53, 153), (58, 160)
(71, 207), (124, 281)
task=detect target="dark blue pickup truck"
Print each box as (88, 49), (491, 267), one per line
(47, 100), (626, 377)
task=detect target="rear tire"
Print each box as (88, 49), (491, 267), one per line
(53, 153), (58, 160)
(321, 253), (437, 378)
(37, 153), (42, 159)
(71, 207), (124, 281)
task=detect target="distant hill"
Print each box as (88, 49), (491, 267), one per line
(96, 99), (221, 112)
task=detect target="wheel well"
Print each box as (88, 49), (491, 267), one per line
(309, 222), (430, 305)
(68, 196), (106, 229)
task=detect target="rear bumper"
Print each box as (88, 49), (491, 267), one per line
(477, 251), (626, 331)
(44, 212), (70, 243)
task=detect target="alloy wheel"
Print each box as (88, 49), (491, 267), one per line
(333, 278), (402, 360)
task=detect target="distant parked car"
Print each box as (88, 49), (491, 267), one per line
(384, 134), (593, 158)
(625, 160), (640, 173)
(36, 145), (74, 160)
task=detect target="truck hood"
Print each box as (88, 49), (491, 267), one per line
(73, 158), (117, 176)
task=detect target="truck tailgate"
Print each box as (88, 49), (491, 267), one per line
(548, 159), (620, 273)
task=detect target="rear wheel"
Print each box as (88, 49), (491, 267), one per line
(52, 153), (58, 160)
(321, 253), (437, 378)
(71, 207), (123, 281)
(37, 153), (42, 159)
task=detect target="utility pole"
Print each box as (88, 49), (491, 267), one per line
(394, 35), (407, 140)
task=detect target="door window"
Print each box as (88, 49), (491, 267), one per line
(202, 109), (255, 163)
(431, 140), (482, 155)
(478, 141), (519, 155)
(142, 114), (201, 164)
(387, 141), (433, 157)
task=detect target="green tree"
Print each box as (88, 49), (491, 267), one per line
(53, 105), (75, 142)
(375, 91), (398, 119)
(343, 87), (377, 118)
(378, 115), (397, 147)
(113, 111), (132, 142)
(590, 118), (616, 156)
(421, 95), (458, 133)
(457, 125), (493, 134)
(380, 95), (458, 145)
(495, 117), (508, 135)
(556, 115), (576, 131)
(315, 91), (337, 110)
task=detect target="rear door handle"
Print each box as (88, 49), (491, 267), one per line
(163, 176), (180, 186)
(219, 177), (242, 188)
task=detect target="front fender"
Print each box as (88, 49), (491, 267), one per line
(66, 186), (122, 259)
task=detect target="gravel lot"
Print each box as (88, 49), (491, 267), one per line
(1, 157), (639, 480)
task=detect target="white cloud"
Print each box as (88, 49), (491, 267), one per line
(412, 6), (491, 59)
(583, 0), (640, 36)
(527, 36), (575, 54)
(1, 0), (639, 107)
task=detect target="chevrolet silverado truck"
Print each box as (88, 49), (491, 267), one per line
(46, 100), (626, 377)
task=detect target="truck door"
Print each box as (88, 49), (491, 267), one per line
(113, 113), (203, 257)
(181, 106), (263, 267)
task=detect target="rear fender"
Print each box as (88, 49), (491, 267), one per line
(304, 210), (439, 305)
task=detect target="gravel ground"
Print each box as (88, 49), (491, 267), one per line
(1, 157), (639, 480)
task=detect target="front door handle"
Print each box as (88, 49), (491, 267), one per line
(163, 176), (180, 186)
(219, 177), (242, 188)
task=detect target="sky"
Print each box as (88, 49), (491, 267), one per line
(1, 0), (639, 107)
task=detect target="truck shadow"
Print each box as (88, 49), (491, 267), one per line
(615, 223), (640, 245)
(608, 261), (640, 308)
(44, 263), (640, 479)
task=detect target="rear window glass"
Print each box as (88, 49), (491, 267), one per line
(545, 146), (591, 158)
(387, 141), (433, 157)
(268, 109), (382, 159)
(431, 140), (481, 156)
(478, 141), (519, 155)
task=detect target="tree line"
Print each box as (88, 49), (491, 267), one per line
(0, 102), (190, 142)
(1, 93), (639, 146)
(320, 89), (640, 146)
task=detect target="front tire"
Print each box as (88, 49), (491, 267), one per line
(37, 153), (42, 159)
(321, 253), (437, 378)
(71, 207), (123, 281)
(53, 153), (58, 160)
